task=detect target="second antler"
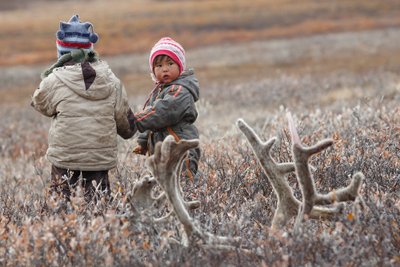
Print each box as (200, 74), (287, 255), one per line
(237, 112), (364, 229)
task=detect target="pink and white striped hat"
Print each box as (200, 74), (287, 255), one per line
(149, 37), (186, 74)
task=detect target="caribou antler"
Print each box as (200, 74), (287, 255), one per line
(286, 113), (364, 224)
(146, 135), (240, 247)
(237, 113), (364, 229)
(236, 119), (299, 228)
(129, 172), (199, 222)
(129, 175), (162, 212)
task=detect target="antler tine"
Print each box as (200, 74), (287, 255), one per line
(287, 112), (334, 216)
(286, 112), (301, 146)
(292, 138), (334, 215)
(147, 135), (239, 247)
(236, 119), (293, 173)
(237, 118), (300, 229)
(129, 175), (159, 212)
(146, 135), (198, 177)
(237, 119), (274, 150)
(287, 113), (364, 225)
(162, 135), (199, 164)
(313, 172), (364, 205)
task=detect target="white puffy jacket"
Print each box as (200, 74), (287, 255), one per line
(32, 60), (136, 171)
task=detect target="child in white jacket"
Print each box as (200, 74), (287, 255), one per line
(32, 15), (136, 202)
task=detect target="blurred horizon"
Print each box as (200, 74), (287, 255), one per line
(1, 0), (400, 67)
(1, 0), (400, 109)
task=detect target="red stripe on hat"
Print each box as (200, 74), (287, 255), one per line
(56, 39), (92, 49)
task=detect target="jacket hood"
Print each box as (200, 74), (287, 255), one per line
(52, 61), (115, 100)
(172, 68), (199, 101)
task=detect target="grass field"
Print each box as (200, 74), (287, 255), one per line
(1, 0), (400, 66)
(0, 0), (399, 266)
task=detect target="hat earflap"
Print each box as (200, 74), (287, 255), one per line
(89, 32), (98, 43)
(84, 23), (99, 43)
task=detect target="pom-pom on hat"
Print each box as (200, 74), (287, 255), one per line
(56, 14), (99, 58)
(149, 37), (186, 74)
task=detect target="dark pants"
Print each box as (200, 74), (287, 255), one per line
(50, 165), (110, 202)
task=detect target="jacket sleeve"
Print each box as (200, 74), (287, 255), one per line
(31, 76), (57, 117)
(134, 85), (197, 132)
(115, 81), (137, 139)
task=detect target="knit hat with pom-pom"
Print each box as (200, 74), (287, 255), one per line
(56, 15), (99, 58)
(149, 37), (186, 75)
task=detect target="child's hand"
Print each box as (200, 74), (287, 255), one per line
(133, 145), (147, 155)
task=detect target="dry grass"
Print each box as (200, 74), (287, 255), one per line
(0, 80), (399, 265)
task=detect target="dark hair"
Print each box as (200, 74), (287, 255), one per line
(153, 55), (171, 68)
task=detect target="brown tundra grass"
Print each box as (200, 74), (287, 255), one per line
(0, 69), (399, 266)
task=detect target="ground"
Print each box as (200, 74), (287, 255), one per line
(0, 1), (399, 266)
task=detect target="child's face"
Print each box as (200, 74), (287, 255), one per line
(153, 56), (180, 84)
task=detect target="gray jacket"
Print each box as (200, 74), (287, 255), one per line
(135, 69), (199, 153)
(32, 60), (136, 171)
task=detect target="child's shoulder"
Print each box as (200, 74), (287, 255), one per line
(164, 83), (184, 95)
(182, 68), (196, 78)
(40, 71), (60, 86)
(165, 82), (199, 101)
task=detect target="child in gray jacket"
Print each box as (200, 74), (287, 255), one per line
(31, 15), (136, 202)
(130, 37), (200, 181)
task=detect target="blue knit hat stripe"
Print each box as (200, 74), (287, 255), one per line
(64, 32), (90, 38)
